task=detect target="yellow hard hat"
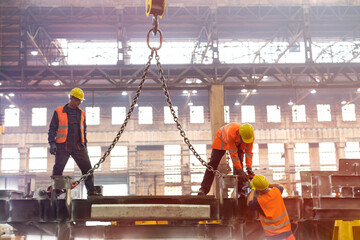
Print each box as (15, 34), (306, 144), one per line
(251, 175), (269, 191)
(239, 123), (254, 143)
(69, 88), (85, 101)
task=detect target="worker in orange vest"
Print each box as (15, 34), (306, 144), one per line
(198, 123), (254, 195)
(48, 88), (97, 196)
(247, 175), (295, 240)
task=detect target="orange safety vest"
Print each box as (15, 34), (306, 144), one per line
(211, 123), (254, 169)
(55, 106), (85, 143)
(257, 187), (293, 238)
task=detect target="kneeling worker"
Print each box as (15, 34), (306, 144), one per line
(247, 175), (295, 240)
(198, 123), (255, 195)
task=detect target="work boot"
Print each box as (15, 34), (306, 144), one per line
(197, 188), (207, 196)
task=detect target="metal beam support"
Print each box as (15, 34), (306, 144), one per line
(303, 6), (313, 63)
(1, 63), (360, 91)
(117, 8), (128, 65)
(18, 8), (27, 66)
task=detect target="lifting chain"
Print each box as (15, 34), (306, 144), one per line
(71, 49), (155, 188)
(71, 6), (224, 188)
(153, 49), (224, 178)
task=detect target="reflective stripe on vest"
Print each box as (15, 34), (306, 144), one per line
(257, 188), (292, 236)
(55, 106), (85, 143)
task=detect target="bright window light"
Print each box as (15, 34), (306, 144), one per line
(32, 108), (47, 126)
(164, 145), (181, 183)
(1, 148), (20, 173)
(88, 146), (101, 171)
(342, 104), (356, 121)
(164, 106), (178, 124)
(241, 105), (255, 123)
(138, 106), (153, 124)
(319, 142), (336, 165)
(102, 184), (128, 196)
(112, 107), (126, 125)
(269, 167), (285, 181)
(110, 146), (128, 170)
(294, 143), (310, 166)
(29, 147), (47, 172)
(317, 104), (331, 122)
(64, 156), (75, 172)
(266, 105), (281, 123)
(86, 107), (100, 125)
(63, 40), (117, 65)
(189, 144), (206, 183)
(190, 106), (204, 123)
(345, 142), (360, 158)
(4, 108), (20, 127)
(292, 105), (306, 122)
(268, 143), (285, 166)
(164, 186), (182, 195)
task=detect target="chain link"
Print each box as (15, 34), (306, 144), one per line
(72, 49), (155, 187)
(154, 50), (224, 178)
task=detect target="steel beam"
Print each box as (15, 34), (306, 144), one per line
(0, 63), (360, 91)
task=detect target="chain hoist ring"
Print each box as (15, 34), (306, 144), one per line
(147, 28), (163, 50)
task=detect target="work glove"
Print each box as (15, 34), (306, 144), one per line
(50, 143), (57, 155)
(247, 181), (256, 191)
(246, 166), (255, 176)
(237, 169), (248, 183)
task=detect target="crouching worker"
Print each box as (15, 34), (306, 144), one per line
(247, 175), (295, 240)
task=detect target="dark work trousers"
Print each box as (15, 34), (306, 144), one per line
(52, 146), (94, 192)
(200, 147), (244, 194)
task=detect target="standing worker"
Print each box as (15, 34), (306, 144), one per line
(198, 123), (255, 195)
(247, 175), (295, 240)
(48, 88), (97, 196)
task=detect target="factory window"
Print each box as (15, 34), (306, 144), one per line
(266, 105), (281, 123)
(88, 146), (102, 171)
(138, 106), (153, 124)
(86, 107), (100, 125)
(190, 106), (204, 123)
(292, 105), (306, 122)
(268, 143), (285, 165)
(110, 146), (128, 170)
(4, 108), (19, 127)
(112, 107), (126, 125)
(342, 104), (356, 121)
(164, 145), (181, 183)
(241, 105), (255, 123)
(224, 105), (230, 123)
(319, 142), (337, 170)
(345, 142), (360, 158)
(294, 143), (310, 181)
(1, 148), (20, 173)
(269, 167), (285, 181)
(190, 144), (206, 183)
(63, 157), (75, 172)
(164, 106), (178, 124)
(294, 143), (310, 165)
(29, 147), (47, 172)
(32, 108), (47, 126)
(252, 144), (260, 167)
(317, 104), (331, 122)
(164, 186), (182, 195)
